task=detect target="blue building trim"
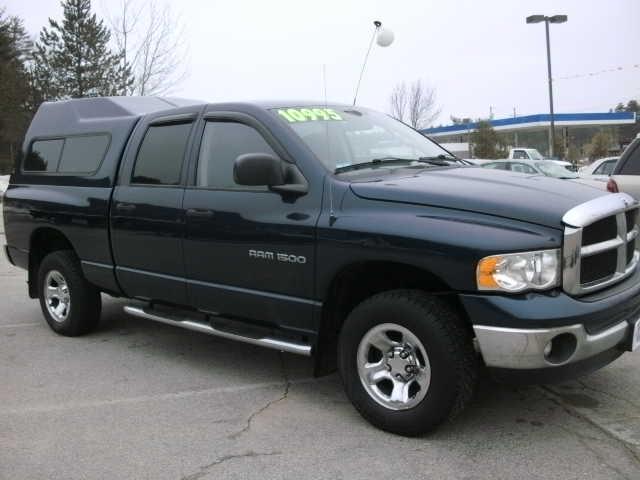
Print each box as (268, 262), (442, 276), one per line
(421, 112), (636, 135)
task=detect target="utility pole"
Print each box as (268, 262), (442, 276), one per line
(513, 107), (518, 147)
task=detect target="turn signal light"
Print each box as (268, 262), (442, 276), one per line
(477, 256), (500, 289)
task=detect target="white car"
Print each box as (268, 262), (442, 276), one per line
(481, 160), (607, 190)
(579, 156), (619, 182)
(609, 136), (640, 198)
(0, 175), (9, 199)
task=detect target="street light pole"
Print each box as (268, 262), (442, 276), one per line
(544, 19), (555, 158)
(526, 14), (567, 158)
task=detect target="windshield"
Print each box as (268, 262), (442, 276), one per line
(535, 161), (579, 178)
(528, 150), (544, 160)
(272, 106), (454, 173)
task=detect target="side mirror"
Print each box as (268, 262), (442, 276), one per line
(234, 153), (285, 186)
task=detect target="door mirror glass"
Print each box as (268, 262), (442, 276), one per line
(234, 153), (286, 186)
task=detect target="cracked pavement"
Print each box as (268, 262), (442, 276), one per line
(1, 228), (640, 479)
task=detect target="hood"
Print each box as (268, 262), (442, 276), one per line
(349, 167), (608, 229)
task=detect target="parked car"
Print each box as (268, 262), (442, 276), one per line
(579, 157), (619, 181)
(507, 148), (545, 161)
(482, 160), (606, 189)
(608, 135), (640, 198)
(4, 97), (640, 436)
(553, 160), (578, 172)
(0, 175), (8, 200)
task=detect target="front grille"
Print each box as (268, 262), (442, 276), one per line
(563, 194), (639, 296)
(582, 216), (617, 246)
(580, 250), (617, 284)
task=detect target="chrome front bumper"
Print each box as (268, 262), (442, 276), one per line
(473, 320), (633, 370)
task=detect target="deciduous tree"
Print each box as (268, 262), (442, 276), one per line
(108, 0), (189, 95)
(389, 80), (440, 129)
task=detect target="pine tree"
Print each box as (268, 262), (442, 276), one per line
(32, 0), (133, 99)
(0, 9), (37, 173)
(471, 120), (507, 159)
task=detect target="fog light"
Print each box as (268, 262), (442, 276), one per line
(544, 333), (578, 365)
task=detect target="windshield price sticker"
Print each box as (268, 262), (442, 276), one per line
(277, 107), (343, 123)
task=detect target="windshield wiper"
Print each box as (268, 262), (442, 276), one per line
(334, 155), (459, 174)
(334, 157), (420, 174)
(418, 154), (462, 166)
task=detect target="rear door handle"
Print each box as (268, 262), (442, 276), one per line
(186, 208), (214, 218)
(115, 202), (136, 212)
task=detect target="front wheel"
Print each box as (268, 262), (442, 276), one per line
(38, 250), (101, 336)
(338, 290), (478, 436)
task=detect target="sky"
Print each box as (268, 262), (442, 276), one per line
(5, 0), (640, 126)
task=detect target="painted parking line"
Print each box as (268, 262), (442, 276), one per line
(0, 322), (41, 329)
(0, 377), (322, 416)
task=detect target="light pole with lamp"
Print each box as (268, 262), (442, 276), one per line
(526, 14), (567, 158)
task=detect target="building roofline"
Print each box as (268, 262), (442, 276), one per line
(422, 112), (637, 136)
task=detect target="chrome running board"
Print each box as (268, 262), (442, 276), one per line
(123, 305), (312, 356)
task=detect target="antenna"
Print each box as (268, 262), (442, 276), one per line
(323, 64), (336, 224)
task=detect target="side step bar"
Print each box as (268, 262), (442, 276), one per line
(123, 305), (312, 356)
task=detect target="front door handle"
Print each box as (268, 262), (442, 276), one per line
(115, 202), (136, 212)
(186, 208), (214, 218)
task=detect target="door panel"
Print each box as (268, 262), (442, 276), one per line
(111, 185), (187, 304)
(182, 118), (320, 334)
(110, 116), (196, 304)
(183, 189), (318, 332)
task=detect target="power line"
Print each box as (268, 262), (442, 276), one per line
(554, 63), (639, 81)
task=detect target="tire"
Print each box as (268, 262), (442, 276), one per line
(37, 250), (101, 336)
(338, 289), (478, 436)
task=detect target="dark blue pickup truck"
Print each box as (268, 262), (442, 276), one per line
(4, 97), (640, 435)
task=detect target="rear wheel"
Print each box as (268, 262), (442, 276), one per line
(338, 290), (478, 436)
(38, 250), (101, 336)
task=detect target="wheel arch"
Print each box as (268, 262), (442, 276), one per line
(28, 227), (77, 298)
(314, 260), (470, 376)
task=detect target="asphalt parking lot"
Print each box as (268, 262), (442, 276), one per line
(1, 221), (640, 479)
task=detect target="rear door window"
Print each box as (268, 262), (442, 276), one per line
(132, 123), (192, 185)
(24, 139), (64, 172)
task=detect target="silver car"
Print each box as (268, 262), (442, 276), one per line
(481, 160), (606, 189)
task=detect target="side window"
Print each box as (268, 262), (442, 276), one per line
(620, 146), (640, 175)
(58, 135), (109, 173)
(197, 122), (276, 190)
(512, 150), (527, 159)
(483, 162), (507, 170)
(132, 123), (192, 185)
(511, 163), (536, 174)
(24, 139), (64, 172)
(594, 159), (616, 176)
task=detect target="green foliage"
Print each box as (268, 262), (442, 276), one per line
(586, 130), (613, 160)
(0, 10), (37, 173)
(470, 120), (507, 159)
(552, 132), (566, 160)
(31, 0), (132, 99)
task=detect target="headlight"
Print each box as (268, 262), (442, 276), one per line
(476, 249), (560, 292)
